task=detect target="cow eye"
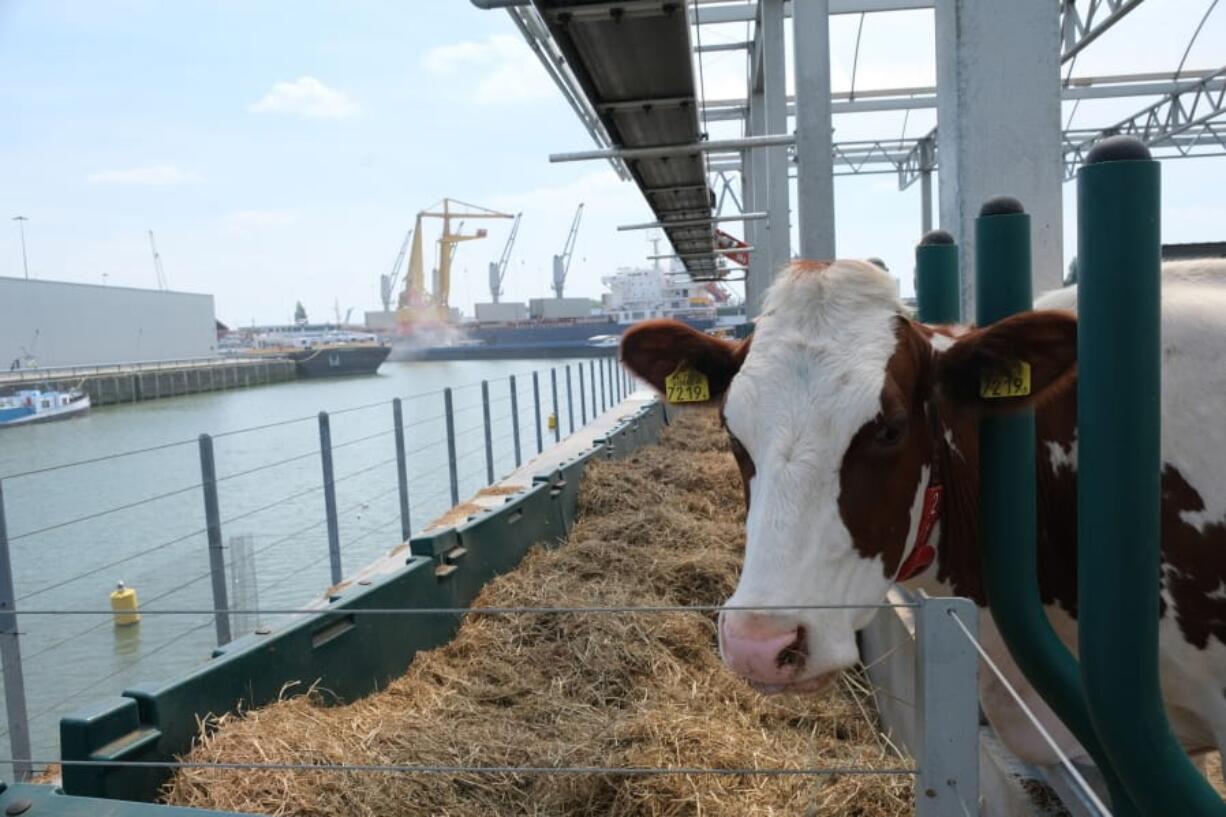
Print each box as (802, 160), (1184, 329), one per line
(874, 415), (907, 447)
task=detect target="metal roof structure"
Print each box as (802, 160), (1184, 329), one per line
(530, 1), (720, 279)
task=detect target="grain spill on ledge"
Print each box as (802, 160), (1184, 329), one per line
(164, 407), (912, 816)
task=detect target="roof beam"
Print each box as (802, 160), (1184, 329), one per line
(596, 96), (693, 112)
(1064, 67), (1226, 178)
(618, 212), (769, 230)
(1061, 0), (1147, 63)
(695, 0), (932, 25)
(549, 133), (795, 162)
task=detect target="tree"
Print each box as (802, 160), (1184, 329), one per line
(294, 301), (308, 324)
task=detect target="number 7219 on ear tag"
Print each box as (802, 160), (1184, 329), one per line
(980, 360), (1032, 399)
(665, 364), (710, 403)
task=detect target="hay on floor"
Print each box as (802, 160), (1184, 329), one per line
(164, 408), (912, 816)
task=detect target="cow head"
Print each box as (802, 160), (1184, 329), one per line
(621, 259), (1076, 694)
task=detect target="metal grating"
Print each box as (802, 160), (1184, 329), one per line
(533, 0), (719, 277)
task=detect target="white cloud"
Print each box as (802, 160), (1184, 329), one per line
(87, 164), (201, 185)
(422, 34), (551, 105)
(225, 209), (299, 228)
(248, 77), (359, 119)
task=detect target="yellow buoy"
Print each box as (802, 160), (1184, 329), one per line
(110, 581), (140, 626)
(547, 413), (558, 431)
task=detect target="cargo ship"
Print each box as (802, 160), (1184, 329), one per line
(387, 265), (740, 361)
(228, 324), (391, 377)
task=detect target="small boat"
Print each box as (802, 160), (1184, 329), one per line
(0, 387), (91, 428)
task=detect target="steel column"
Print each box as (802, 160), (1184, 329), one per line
(920, 169), (934, 235)
(0, 482), (31, 781)
(590, 360), (598, 415)
(443, 389), (460, 506)
(317, 413), (343, 586)
(762, 0), (792, 284)
(481, 380), (495, 485)
(197, 434), (232, 646)
(935, 0), (1063, 315)
(1077, 137), (1224, 814)
(793, 0), (836, 260)
(393, 398), (411, 540)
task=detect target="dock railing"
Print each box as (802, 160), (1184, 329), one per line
(0, 357), (639, 783)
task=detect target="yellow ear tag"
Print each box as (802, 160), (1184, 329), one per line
(665, 363), (710, 403)
(980, 360), (1032, 399)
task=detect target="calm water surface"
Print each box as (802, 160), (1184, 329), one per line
(0, 356), (612, 765)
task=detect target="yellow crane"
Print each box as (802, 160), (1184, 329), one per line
(399, 198), (514, 322)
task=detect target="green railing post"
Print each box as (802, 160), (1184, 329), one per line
(1078, 136), (1224, 814)
(975, 195), (1134, 814)
(914, 228), (961, 324)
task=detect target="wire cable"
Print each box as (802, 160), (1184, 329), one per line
(946, 609), (1111, 817)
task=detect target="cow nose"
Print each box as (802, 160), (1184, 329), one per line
(719, 612), (808, 685)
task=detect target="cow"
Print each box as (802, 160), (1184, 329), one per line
(620, 257), (1226, 766)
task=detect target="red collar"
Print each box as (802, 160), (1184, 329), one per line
(897, 401), (946, 583)
(896, 483), (942, 582)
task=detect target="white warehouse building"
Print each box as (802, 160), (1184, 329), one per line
(0, 276), (218, 369)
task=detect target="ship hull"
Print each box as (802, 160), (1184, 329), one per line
(389, 317), (714, 362)
(289, 345), (391, 378)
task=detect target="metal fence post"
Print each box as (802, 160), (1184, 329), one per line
(578, 363), (587, 426)
(0, 481), (32, 781)
(914, 229), (961, 324)
(915, 596), (980, 817)
(532, 371), (543, 454)
(481, 380), (495, 485)
(565, 365), (575, 434)
(1078, 137), (1222, 814)
(392, 398), (411, 540)
(509, 375), (522, 467)
(317, 413), (343, 586)
(443, 388), (459, 506)
(197, 433), (232, 646)
(550, 368), (561, 443)
(599, 359), (607, 412)
(590, 360), (598, 415)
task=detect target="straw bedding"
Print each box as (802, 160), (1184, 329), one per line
(164, 407), (911, 816)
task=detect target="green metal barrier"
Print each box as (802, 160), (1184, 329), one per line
(1077, 137), (1225, 814)
(57, 402), (666, 805)
(914, 228), (961, 324)
(974, 196), (1134, 814)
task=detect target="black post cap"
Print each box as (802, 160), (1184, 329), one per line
(979, 195), (1025, 217)
(1085, 135), (1152, 165)
(919, 229), (955, 246)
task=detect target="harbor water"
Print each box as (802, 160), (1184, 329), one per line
(0, 357), (611, 768)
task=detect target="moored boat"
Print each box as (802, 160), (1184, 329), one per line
(0, 388), (91, 428)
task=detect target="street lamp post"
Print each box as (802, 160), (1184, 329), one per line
(11, 216), (29, 280)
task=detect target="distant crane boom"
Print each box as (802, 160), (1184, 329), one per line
(552, 203), (584, 299)
(381, 228), (414, 312)
(488, 213), (522, 303)
(148, 230), (167, 291)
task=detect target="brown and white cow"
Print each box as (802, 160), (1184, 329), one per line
(621, 257), (1226, 765)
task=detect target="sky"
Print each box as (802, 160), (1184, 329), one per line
(0, 1), (1223, 325)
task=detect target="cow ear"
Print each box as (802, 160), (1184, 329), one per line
(934, 310), (1077, 412)
(620, 319), (746, 404)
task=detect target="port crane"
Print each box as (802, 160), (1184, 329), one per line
(399, 198), (514, 321)
(380, 228), (414, 313)
(488, 213), (522, 304)
(551, 203), (583, 299)
(148, 230), (167, 291)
